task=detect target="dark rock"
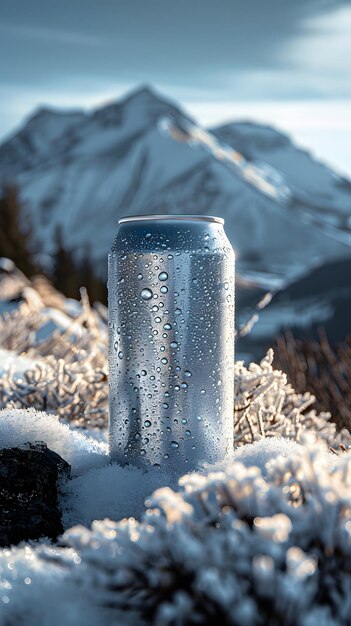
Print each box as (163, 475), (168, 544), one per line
(0, 443), (70, 546)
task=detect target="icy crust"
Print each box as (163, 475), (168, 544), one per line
(2, 439), (351, 625)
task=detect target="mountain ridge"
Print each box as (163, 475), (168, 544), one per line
(0, 85), (350, 290)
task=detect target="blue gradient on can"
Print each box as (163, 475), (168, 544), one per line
(108, 215), (235, 472)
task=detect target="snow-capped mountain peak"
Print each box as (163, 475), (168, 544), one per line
(91, 84), (193, 132)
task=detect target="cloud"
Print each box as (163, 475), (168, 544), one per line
(0, 0), (349, 173)
(0, 23), (107, 47)
(0, 0), (349, 84)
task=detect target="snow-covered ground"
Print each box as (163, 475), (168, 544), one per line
(1, 414), (351, 626)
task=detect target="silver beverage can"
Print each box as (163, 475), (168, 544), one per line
(108, 215), (235, 472)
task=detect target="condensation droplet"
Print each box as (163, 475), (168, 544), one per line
(162, 402), (169, 409)
(171, 441), (179, 449)
(137, 273), (143, 280)
(170, 341), (178, 349)
(144, 420), (151, 428)
(118, 351), (124, 359)
(141, 288), (153, 300)
(175, 308), (181, 316)
(184, 370), (192, 377)
(160, 286), (168, 294)
(164, 323), (172, 330)
(158, 272), (168, 281)
(185, 430), (191, 437)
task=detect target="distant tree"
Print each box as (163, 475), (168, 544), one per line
(52, 225), (81, 299)
(0, 185), (107, 304)
(79, 243), (107, 304)
(52, 229), (107, 303)
(0, 185), (39, 276)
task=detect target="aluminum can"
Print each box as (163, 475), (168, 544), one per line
(108, 215), (235, 472)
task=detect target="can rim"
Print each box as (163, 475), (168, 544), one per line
(118, 214), (224, 225)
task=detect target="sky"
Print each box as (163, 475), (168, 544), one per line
(0, 0), (350, 175)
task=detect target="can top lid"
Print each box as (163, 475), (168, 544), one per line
(118, 214), (224, 225)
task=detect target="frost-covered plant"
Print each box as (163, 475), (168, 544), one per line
(234, 350), (351, 450)
(0, 356), (108, 427)
(0, 289), (108, 427)
(274, 331), (351, 432)
(2, 439), (351, 625)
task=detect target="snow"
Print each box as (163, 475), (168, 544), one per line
(234, 437), (303, 471)
(61, 462), (178, 527)
(0, 408), (107, 474)
(0, 407), (181, 525)
(234, 436), (334, 472)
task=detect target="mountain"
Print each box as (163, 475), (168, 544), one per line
(1, 85), (351, 288)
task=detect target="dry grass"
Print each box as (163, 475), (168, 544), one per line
(274, 329), (351, 432)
